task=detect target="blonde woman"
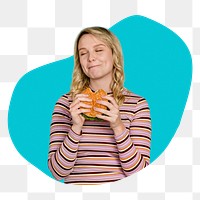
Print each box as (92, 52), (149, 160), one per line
(48, 27), (151, 184)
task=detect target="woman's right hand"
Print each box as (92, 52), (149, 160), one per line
(69, 94), (92, 134)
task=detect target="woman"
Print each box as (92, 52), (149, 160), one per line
(48, 27), (151, 184)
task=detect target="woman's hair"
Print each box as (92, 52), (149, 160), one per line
(69, 26), (125, 106)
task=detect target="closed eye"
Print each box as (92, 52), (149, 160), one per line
(80, 52), (87, 56)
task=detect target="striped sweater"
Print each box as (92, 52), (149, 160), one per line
(48, 88), (151, 184)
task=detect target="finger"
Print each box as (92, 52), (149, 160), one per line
(71, 97), (92, 109)
(75, 93), (89, 98)
(96, 114), (111, 121)
(76, 108), (91, 114)
(96, 99), (114, 110)
(79, 102), (92, 108)
(71, 102), (92, 112)
(94, 107), (111, 116)
(74, 96), (92, 103)
(102, 96), (119, 108)
(73, 93), (90, 102)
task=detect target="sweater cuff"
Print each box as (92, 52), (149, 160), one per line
(114, 128), (129, 143)
(68, 127), (82, 142)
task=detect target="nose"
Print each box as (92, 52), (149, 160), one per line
(88, 52), (96, 62)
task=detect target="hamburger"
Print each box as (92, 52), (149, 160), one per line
(81, 87), (108, 121)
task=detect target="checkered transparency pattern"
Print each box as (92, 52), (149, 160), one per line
(0, 0), (199, 199)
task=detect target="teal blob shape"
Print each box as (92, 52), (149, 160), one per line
(110, 16), (192, 163)
(8, 15), (192, 180)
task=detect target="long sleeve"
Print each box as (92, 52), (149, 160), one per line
(115, 97), (151, 176)
(48, 95), (81, 181)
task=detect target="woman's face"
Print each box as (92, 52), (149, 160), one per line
(78, 34), (114, 81)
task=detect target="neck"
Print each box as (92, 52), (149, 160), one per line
(89, 79), (112, 93)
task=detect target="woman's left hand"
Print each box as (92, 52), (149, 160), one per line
(95, 95), (125, 133)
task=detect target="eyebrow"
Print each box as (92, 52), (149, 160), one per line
(78, 44), (106, 51)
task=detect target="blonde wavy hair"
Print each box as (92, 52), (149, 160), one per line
(69, 26), (125, 106)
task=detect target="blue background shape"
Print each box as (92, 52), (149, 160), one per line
(8, 15), (192, 179)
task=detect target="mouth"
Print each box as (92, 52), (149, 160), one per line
(88, 65), (99, 69)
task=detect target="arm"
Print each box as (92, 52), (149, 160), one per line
(114, 98), (151, 176)
(48, 95), (81, 181)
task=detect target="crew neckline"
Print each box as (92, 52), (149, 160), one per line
(89, 86), (125, 95)
(89, 85), (113, 95)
